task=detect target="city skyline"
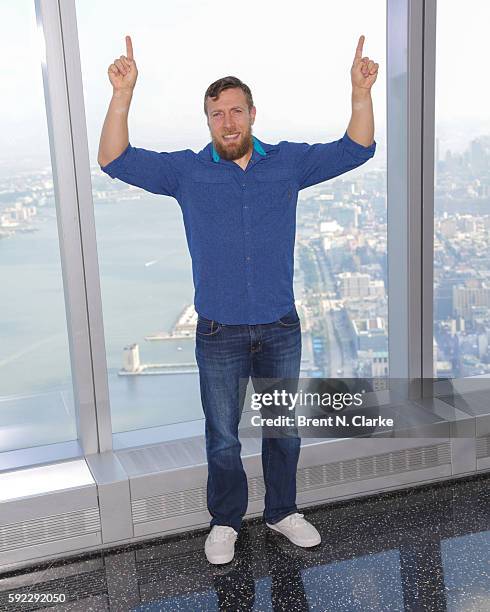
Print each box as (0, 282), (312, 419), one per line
(3, 129), (490, 382)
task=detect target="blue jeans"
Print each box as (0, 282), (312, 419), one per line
(195, 306), (302, 533)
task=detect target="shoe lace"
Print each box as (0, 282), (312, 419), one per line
(210, 526), (237, 542)
(285, 512), (306, 526)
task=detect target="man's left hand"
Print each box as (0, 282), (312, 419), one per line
(351, 35), (379, 91)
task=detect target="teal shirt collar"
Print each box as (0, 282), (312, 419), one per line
(211, 135), (266, 162)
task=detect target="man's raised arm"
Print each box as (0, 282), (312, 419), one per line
(97, 35), (138, 167)
(346, 35), (378, 147)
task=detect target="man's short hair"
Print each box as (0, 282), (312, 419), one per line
(204, 76), (254, 116)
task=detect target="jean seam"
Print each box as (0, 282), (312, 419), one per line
(264, 437), (272, 522)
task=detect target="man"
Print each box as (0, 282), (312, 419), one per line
(98, 35), (378, 564)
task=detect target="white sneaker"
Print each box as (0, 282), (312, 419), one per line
(205, 525), (238, 564)
(266, 513), (321, 547)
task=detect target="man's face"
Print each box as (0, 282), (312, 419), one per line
(206, 88), (256, 161)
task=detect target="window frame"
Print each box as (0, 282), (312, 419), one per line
(1, 0), (439, 469)
(387, 0), (436, 394)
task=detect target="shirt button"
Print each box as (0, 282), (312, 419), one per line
(242, 184), (246, 188)
(246, 256), (251, 261)
(244, 205), (248, 209)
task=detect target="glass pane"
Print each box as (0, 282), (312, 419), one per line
(441, 532), (490, 611)
(76, 0), (387, 439)
(301, 550), (404, 609)
(0, 0), (77, 452)
(434, 1), (490, 377)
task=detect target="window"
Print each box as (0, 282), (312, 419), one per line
(76, 0), (386, 440)
(0, 0), (77, 453)
(433, 1), (490, 378)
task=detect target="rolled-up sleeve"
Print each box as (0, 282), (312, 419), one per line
(100, 143), (184, 198)
(288, 130), (376, 190)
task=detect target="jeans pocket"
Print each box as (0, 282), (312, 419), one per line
(196, 316), (222, 336)
(277, 306), (300, 327)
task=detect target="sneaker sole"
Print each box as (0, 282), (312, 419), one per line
(266, 522), (321, 547)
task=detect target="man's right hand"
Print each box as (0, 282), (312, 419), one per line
(108, 35), (138, 92)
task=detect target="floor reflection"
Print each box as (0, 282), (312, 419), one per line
(0, 472), (488, 611)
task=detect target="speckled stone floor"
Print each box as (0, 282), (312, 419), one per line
(0, 472), (488, 611)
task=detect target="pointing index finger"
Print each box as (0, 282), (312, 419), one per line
(125, 35), (133, 61)
(355, 35), (365, 60)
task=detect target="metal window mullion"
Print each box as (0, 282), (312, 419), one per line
(34, 0), (112, 453)
(387, 0), (426, 389)
(421, 0), (437, 381)
(407, 0), (424, 385)
(57, 0), (113, 452)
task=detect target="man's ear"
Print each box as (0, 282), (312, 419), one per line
(250, 106), (256, 125)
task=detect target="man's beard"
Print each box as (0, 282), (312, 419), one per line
(213, 127), (253, 161)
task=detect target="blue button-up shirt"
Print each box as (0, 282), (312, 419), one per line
(100, 131), (376, 324)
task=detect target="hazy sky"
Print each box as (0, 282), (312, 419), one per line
(1, 0), (490, 170)
(75, 0), (387, 158)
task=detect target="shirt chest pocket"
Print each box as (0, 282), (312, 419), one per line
(189, 170), (235, 218)
(252, 168), (295, 210)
